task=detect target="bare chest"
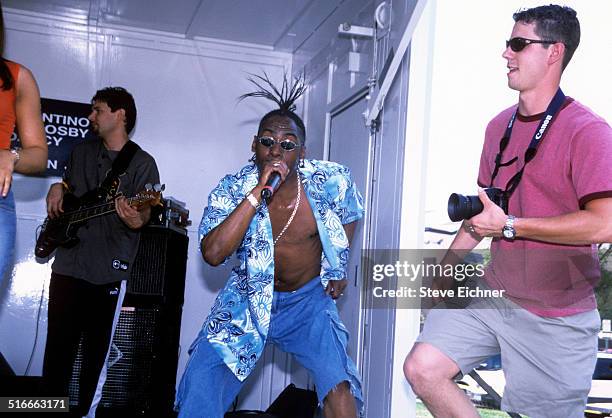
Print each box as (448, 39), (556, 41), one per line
(268, 186), (319, 245)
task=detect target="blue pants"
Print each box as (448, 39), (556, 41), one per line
(0, 190), (15, 286)
(176, 277), (363, 418)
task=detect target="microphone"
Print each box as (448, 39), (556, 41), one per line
(261, 172), (282, 200)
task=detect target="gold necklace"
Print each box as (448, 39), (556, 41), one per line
(273, 173), (301, 245)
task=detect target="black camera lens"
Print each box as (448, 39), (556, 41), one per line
(447, 187), (508, 222)
(448, 193), (484, 222)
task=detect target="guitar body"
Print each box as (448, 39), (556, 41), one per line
(34, 187), (162, 258)
(35, 193), (96, 258)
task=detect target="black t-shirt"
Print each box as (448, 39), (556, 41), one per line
(52, 138), (160, 284)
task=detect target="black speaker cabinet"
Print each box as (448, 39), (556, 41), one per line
(69, 226), (188, 417)
(127, 226), (189, 305)
(69, 305), (182, 415)
(0, 352), (15, 376)
(225, 384), (317, 418)
(265, 384), (317, 418)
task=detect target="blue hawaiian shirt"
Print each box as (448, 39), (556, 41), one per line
(198, 159), (364, 380)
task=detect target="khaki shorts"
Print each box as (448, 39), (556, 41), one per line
(416, 289), (600, 418)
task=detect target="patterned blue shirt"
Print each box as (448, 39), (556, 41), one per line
(198, 159), (364, 380)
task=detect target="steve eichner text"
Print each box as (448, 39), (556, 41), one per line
(372, 286), (505, 299)
(372, 261), (485, 282)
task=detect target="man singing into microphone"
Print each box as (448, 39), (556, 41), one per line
(175, 74), (364, 418)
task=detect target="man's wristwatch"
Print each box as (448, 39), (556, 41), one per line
(502, 215), (517, 240)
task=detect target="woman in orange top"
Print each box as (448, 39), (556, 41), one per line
(0, 2), (47, 282)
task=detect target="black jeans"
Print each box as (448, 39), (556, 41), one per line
(42, 273), (122, 417)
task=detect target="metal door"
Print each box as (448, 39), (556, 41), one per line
(327, 91), (371, 363)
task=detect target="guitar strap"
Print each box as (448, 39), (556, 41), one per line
(98, 141), (141, 200)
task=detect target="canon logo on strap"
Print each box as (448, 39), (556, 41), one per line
(535, 115), (553, 140)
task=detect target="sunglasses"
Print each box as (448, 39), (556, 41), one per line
(506, 37), (557, 52)
(257, 136), (301, 151)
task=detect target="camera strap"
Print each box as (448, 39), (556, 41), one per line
(489, 88), (566, 197)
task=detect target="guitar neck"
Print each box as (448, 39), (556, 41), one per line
(62, 196), (142, 224)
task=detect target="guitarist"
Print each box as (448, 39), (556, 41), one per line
(43, 86), (159, 418)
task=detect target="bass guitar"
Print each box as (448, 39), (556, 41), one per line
(35, 184), (163, 258)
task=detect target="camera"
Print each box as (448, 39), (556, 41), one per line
(447, 187), (508, 222)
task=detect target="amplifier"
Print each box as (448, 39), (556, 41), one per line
(126, 226), (188, 305)
(69, 305), (182, 415)
(150, 197), (191, 234)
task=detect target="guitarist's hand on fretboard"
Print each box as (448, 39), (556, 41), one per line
(115, 195), (151, 230)
(46, 182), (66, 219)
(36, 185), (163, 258)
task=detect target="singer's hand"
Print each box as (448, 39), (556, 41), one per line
(258, 160), (290, 188)
(326, 279), (348, 300)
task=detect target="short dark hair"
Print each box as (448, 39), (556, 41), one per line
(513, 5), (580, 70)
(258, 109), (306, 144)
(91, 86), (137, 135)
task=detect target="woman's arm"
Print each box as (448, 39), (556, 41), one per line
(13, 65), (47, 174)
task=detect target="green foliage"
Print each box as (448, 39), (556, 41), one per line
(596, 244), (612, 321)
(416, 402), (527, 417)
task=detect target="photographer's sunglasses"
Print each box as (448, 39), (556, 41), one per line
(506, 37), (557, 52)
(257, 136), (300, 151)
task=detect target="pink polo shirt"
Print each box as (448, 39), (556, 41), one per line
(478, 98), (612, 317)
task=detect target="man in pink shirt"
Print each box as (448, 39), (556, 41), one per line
(405, 5), (612, 418)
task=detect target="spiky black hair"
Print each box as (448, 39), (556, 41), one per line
(239, 72), (307, 143)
